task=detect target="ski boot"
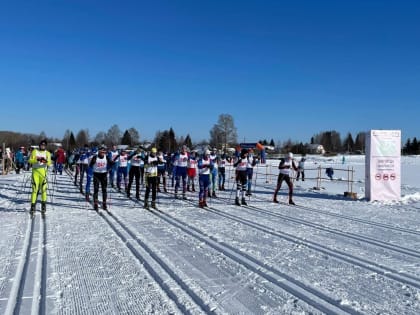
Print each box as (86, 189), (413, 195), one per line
(182, 193), (187, 200)
(241, 197), (247, 206)
(199, 199), (204, 208)
(235, 197), (241, 206)
(94, 201), (99, 211)
(246, 189), (252, 196)
(85, 193), (90, 202)
(289, 199), (296, 205)
(273, 198), (279, 203)
(151, 201), (157, 210)
(41, 202), (46, 213)
(103, 202), (108, 210)
(30, 203), (36, 216)
(144, 201), (150, 210)
(212, 191), (217, 198)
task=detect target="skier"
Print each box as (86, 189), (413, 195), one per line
(174, 145), (189, 199)
(127, 147), (142, 199)
(197, 149), (213, 208)
(138, 148), (146, 186)
(107, 144), (119, 188)
(209, 149), (218, 197)
(84, 148), (96, 202)
(273, 152), (298, 205)
(157, 150), (167, 193)
(144, 147), (158, 209)
(115, 149), (129, 192)
(78, 144), (90, 194)
(187, 150), (197, 192)
(246, 148), (258, 196)
(28, 139), (52, 215)
(217, 153), (229, 191)
(89, 146), (112, 211)
(233, 149), (249, 206)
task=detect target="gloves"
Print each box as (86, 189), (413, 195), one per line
(37, 157), (47, 163)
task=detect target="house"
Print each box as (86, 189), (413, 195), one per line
(306, 144), (325, 154)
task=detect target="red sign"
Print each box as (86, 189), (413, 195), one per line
(383, 174), (389, 180)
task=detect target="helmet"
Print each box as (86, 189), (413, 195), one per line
(288, 152), (293, 159)
(39, 139), (47, 146)
(151, 147), (157, 153)
(205, 149), (211, 155)
(99, 146), (107, 152)
(241, 148), (248, 155)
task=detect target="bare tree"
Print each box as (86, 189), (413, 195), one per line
(106, 124), (122, 146)
(209, 114), (237, 151)
(93, 131), (106, 146)
(76, 129), (89, 147)
(128, 127), (140, 144)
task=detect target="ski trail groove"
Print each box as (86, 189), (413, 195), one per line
(143, 195), (360, 315)
(200, 201), (420, 290)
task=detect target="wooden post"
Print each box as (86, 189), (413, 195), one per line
(2, 143), (5, 175)
(265, 164), (270, 183)
(316, 165), (322, 190)
(344, 166), (357, 199)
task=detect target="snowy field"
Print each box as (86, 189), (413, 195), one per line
(1, 155), (420, 314)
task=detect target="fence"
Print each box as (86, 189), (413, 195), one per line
(251, 162), (356, 197)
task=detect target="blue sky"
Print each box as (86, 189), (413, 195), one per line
(1, 0), (419, 144)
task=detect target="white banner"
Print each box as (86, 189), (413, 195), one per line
(365, 130), (401, 201)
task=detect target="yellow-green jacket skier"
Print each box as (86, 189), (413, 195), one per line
(29, 139), (52, 213)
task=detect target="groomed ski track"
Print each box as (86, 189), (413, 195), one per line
(1, 168), (420, 314)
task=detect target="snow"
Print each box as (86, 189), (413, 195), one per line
(1, 154), (420, 314)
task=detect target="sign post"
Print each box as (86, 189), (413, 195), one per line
(365, 130), (401, 201)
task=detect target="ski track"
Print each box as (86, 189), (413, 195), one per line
(1, 178), (48, 315)
(150, 196), (420, 314)
(0, 168), (420, 314)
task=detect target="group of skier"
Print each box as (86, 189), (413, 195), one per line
(24, 140), (304, 215)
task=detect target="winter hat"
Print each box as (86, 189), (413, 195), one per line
(151, 147), (157, 153)
(288, 152), (293, 159)
(39, 139), (47, 146)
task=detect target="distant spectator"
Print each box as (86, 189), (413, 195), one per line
(296, 157), (306, 181)
(15, 147), (25, 174)
(54, 146), (66, 175)
(326, 167), (334, 180)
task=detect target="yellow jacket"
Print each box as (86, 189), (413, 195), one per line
(29, 149), (52, 169)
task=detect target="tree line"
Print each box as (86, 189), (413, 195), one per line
(0, 115), (417, 155)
